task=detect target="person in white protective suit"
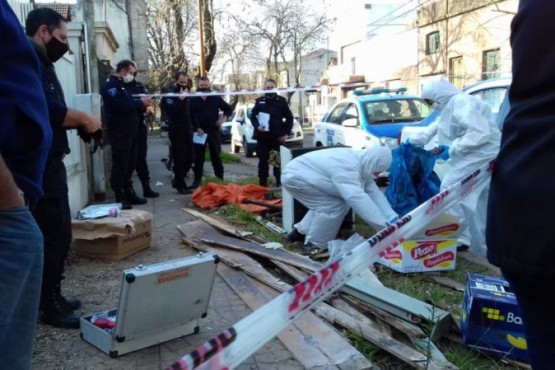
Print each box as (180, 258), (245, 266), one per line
(408, 78), (501, 255)
(282, 146), (398, 254)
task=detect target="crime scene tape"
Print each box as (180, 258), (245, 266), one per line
(168, 161), (494, 370)
(133, 82), (374, 99)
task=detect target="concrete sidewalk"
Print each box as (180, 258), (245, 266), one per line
(31, 135), (303, 370)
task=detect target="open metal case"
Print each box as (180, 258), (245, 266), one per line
(80, 252), (219, 357)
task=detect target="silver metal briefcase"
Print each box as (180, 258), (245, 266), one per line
(80, 252), (219, 357)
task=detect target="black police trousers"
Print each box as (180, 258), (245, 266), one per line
(256, 138), (281, 184)
(110, 133), (138, 192)
(193, 128), (223, 180)
(31, 159), (72, 287)
(169, 125), (194, 187)
(135, 123), (151, 183)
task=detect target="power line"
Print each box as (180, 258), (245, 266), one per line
(366, 0), (436, 36)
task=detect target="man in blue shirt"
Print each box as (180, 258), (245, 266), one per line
(0, 1), (52, 367)
(26, 7), (102, 329)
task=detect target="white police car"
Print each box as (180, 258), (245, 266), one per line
(313, 88), (433, 150)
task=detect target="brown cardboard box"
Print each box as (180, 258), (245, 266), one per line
(72, 210), (152, 260)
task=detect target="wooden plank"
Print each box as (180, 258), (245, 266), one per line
(217, 262), (372, 370)
(432, 275), (466, 292)
(178, 219), (323, 272)
(272, 260), (309, 282)
(182, 232), (371, 369)
(312, 304), (451, 370)
(181, 208), (266, 243)
(184, 223), (457, 369)
(340, 295), (426, 339)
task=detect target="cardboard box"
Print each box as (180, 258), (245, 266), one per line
(377, 214), (460, 273)
(80, 253), (219, 357)
(461, 273), (529, 363)
(72, 210), (152, 260)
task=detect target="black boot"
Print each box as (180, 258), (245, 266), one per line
(141, 180), (159, 198)
(59, 276), (81, 311)
(189, 177), (202, 189)
(115, 190), (133, 210)
(259, 178), (268, 187)
(125, 187), (147, 205)
(40, 284), (81, 329)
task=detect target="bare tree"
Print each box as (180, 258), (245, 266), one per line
(146, 0), (197, 91)
(233, 0), (330, 98)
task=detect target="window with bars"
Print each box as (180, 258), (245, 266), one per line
(482, 49), (501, 80)
(426, 31), (440, 55)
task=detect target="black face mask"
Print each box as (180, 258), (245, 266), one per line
(46, 35), (69, 63)
(265, 93), (277, 99)
(197, 88), (211, 92)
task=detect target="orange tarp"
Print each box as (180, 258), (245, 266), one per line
(192, 183), (282, 214)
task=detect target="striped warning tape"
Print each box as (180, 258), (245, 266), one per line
(133, 82), (375, 99)
(168, 161), (494, 370)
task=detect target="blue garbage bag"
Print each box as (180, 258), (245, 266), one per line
(385, 143), (440, 216)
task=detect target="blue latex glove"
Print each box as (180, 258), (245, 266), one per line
(430, 145), (450, 161)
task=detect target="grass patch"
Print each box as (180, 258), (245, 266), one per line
(205, 149), (241, 164)
(217, 204), (288, 244)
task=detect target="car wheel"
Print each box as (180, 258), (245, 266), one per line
(243, 136), (254, 157)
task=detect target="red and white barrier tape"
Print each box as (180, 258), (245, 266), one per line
(168, 161), (494, 370)
(134, 82), (374, 99)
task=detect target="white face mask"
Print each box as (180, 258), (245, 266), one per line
(123, 74), (134, 83)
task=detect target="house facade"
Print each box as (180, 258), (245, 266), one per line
(8, 0), (148, 216)
(315, 0), (516, 122)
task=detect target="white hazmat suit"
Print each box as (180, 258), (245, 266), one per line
(409, 78), (501, 255)
(281, 146), (398, 248)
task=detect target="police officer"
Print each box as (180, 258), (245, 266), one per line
(163, 72), (196, 194)
(251, 78), (294, 187)
(101, 60), (152, 209)
(124, 61), (159, 198)
(26, 8), (102, 328)
(189, 76), (233, 187)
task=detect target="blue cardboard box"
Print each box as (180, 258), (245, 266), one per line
(461, 273), (529, 363)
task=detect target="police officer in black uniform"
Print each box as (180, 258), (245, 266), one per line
(26, 8), (102, 328)
(101, 60), (152, 209)
(162, 72), (196, 194)
(250, 78), (294, 187)
(124, 62), (159, 198)
(189, 76), (233, 187)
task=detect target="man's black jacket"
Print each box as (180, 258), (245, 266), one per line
(250, 95), (293, 140)
(162, 85), (196, 131)
(101, 75), (144, 138)
(189, 94), (232, 131)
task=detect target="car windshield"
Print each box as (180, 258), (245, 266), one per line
(363, 98), (431, 124)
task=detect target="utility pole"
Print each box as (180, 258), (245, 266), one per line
(198, 0), (206, 77)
